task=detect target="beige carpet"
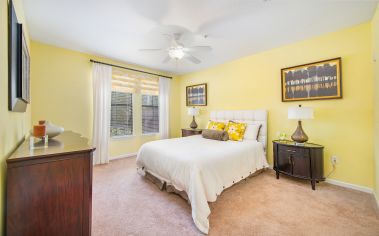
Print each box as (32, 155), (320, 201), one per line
(92, 157), (379, 236)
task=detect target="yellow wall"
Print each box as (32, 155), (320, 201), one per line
(174, 23), (374, 188)
(372, 4), (379, 202)
(30, 41), (175, 157)
(0, 0), (31, 233)
(1, 3), (376, 234)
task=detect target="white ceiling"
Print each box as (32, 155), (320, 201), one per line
(23, 0), (378, 75)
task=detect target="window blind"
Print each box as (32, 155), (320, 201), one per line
(110, 68), (160, 137)
(142, 95), (159, 134)
(112, 68), (159, 95)
(110, 91), (133, 137)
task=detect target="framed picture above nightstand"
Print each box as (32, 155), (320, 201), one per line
(186, 83), (207, 106)
(281, 58), (342, 102)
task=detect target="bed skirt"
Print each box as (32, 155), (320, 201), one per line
(142, 168), (266, 204)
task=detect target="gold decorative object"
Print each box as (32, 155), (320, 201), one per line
(288, 105), (314, 143)
(188, 107), (199, 129)
(291, 121), (308, 143)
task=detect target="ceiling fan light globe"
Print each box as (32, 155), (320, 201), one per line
(168, 47), (185, 60)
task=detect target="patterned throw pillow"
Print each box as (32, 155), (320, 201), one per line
(207, 121), (226, 131)
(225, 121), (247, 141)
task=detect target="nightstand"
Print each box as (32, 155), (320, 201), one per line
(181, 128), (202, 137)
(273, 140), (324, 190)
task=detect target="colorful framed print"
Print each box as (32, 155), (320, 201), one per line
(281, 58), (342, 102)
(186, 83), (207, 106)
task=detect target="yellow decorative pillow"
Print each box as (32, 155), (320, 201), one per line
(207, 121), (226, 131)
(225, 121), (247, 141)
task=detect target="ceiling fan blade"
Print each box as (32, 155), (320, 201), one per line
(185, 53), (201, 64)
(185, 46), (212, 52)
(162, 55), (171, 64)
(139, 48), (164, 52)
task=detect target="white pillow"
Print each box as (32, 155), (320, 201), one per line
(243, 123), (262, 140)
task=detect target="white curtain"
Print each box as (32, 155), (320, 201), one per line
(92, 63), (112, 165)
(159, 77), (170, 139)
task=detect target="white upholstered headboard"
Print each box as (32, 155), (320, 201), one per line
(210, 110), (268, 150)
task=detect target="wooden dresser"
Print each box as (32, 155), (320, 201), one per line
(273, 140), (324, 190)
(181, 128), (202, 137)
(6, 131), (95, 236)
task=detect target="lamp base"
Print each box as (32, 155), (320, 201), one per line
(190, 116), (198, 129)
(291, 120), (308, 143)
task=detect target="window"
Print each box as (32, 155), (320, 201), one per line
(142, 95), (159, 134)
(110, 91), (133, 137)
(110, 67), (160, 137)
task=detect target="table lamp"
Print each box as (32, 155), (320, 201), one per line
(288, 105), (314, 143)
(188, 107), (199, 129)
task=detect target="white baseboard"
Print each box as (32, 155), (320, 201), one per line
(374, 192), (379, 208)
(110, 152), (137, 161)
(268, 164), (374, 194)
(325, 178), (373, 194)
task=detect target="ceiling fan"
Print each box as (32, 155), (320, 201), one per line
(139, 33), (212, 64)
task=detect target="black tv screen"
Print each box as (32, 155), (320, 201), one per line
(8, 0), (27, 112)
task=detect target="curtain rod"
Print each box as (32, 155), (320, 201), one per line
(89, 59), (172, 79)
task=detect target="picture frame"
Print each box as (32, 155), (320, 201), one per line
(8, 0), (29, 112)
(186, 83), (207, 106)
(281, 58), (342, 102)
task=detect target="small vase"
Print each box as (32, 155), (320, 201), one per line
(31, 121), (64, 139)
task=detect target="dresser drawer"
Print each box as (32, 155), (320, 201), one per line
(278, 145), (309, 158)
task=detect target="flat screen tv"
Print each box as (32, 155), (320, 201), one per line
(8, 0), (29, 112)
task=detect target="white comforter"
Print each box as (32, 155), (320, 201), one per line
(136, 135), (269, 234)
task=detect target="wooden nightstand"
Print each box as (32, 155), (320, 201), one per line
(181, 128), (202, 137)
(273, 140), (324, 190)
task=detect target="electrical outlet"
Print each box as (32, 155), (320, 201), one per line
(331, 156), (338, 165)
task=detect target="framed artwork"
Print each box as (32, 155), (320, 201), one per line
(281, 58), (342, 102)
(186, 83), (207, 106)
(8, 0), (29, 112)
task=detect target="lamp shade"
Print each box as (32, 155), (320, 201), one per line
(188, 107), (199, 116)
(288, 106), (314, 120)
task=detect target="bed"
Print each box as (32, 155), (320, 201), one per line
(136, 110), (269, 234)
